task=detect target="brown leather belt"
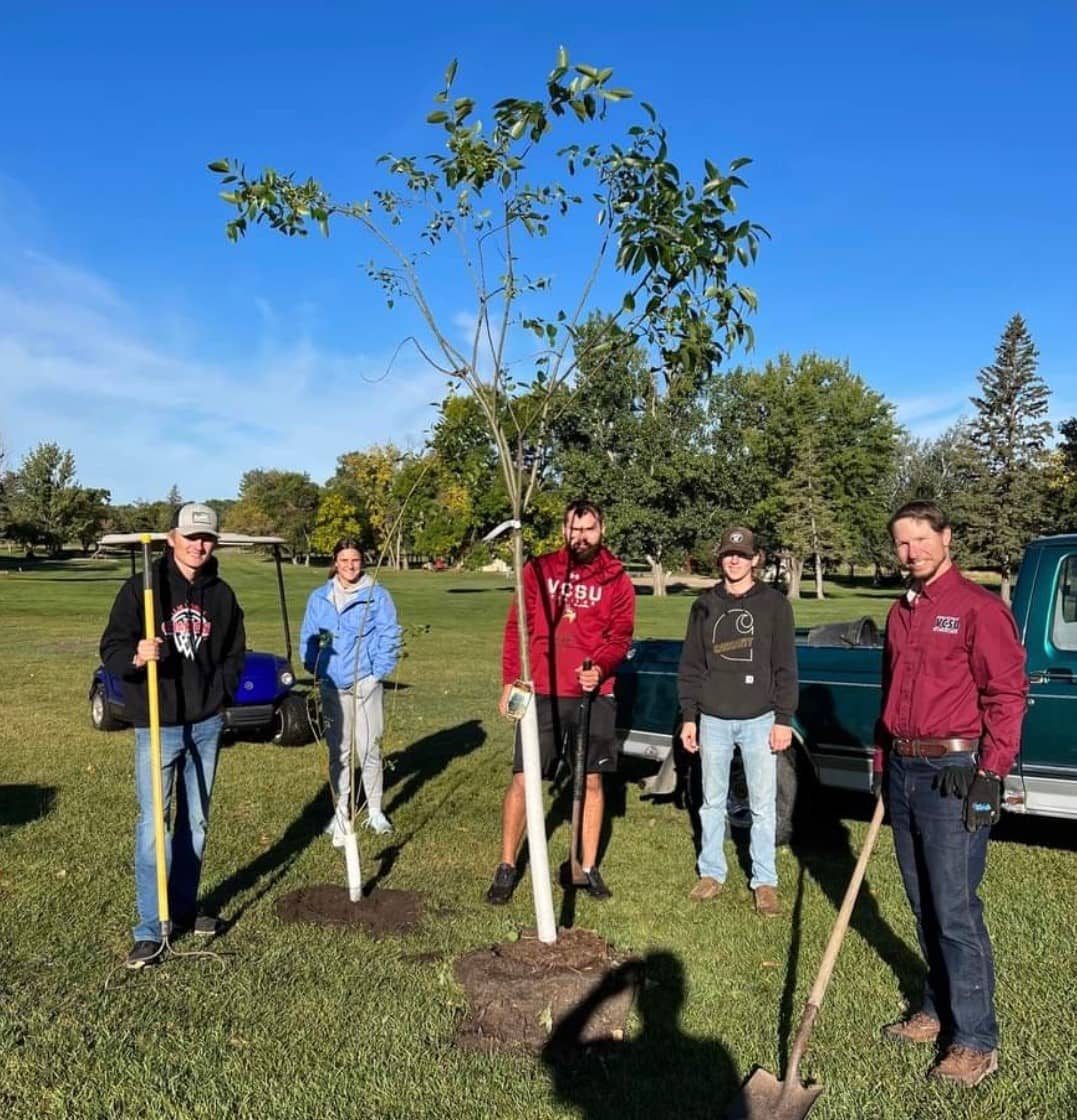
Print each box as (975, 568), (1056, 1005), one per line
(892, 737), (978, 759)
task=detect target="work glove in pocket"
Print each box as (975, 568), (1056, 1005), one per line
(936, 765), (974, 799)
(964, 773), (1001, 831)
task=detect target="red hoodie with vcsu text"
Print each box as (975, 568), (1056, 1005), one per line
(501, 547), (636, 698)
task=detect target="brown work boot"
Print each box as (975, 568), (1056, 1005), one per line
(927, 1044), (998, 1087)
(689, 876), (722, 902)
(881, 1011), (941, 1045)
(753, 885), (780, 917)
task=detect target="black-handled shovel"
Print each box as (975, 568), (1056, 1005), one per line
(567, 659), (594, 887)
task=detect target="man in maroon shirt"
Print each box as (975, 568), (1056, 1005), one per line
(877, 500), (1027, 1088)
(485, 500), (636, 905)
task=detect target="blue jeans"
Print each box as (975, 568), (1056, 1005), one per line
(698, 712), (777, 889)
(888, 753), (997, 1051)
(133, 714), (223, 941)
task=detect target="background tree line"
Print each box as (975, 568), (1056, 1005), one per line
(3, 314), (1073, 600)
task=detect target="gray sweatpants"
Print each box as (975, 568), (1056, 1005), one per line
(319, 677), (385, 824)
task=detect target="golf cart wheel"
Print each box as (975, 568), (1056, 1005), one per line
(90, 682), (124, 732)
(272, 692), (313, 747)
(727, 744), (799, 846)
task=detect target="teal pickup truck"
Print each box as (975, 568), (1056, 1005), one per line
(615, 533), (1077, 841)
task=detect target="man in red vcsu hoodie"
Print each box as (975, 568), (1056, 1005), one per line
(485, 500), (636, 904)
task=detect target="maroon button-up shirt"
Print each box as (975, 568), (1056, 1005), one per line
(880, 564), (1028, 777)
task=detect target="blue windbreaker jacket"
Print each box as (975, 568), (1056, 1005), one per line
(299, 575), (401, 689)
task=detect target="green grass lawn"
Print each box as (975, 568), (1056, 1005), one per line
(1, 555), (1075, 1119)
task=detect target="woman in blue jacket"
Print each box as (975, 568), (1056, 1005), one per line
(300, 539), (401, 837)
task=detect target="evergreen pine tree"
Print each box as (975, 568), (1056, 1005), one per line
(965, 314), (1051, 599)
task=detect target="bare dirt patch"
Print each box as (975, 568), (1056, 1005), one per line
(454, 927), (639, 1053)
(275, 885), (424, 938)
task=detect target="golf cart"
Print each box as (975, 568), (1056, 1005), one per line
(89, 533), (314, 746)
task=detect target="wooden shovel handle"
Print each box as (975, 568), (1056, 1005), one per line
(786, 793), (886, 1082)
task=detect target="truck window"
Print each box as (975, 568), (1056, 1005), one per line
(1051, 555), (1077, 650)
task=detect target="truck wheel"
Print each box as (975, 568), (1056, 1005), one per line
(90, 682), (124, 732)
(727, 745), (799, 846)
(272, 692), (313, 747)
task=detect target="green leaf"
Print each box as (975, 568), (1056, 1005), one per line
(556, 45), (568, 69)
(445, 59), (458, 86)
(207, 159), (230, 173)
(427, 110), (449, 124)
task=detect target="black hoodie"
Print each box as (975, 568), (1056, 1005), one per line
(677, 580), (798, 725)
(100, 549), (246, 727)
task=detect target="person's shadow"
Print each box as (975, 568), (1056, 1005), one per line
(542, 951), (741, 1120)
(200, 785), (329, 930)
(384, 718), (486, 817)
(789, 789), (925, 1010)
(202, 719), (489, 924)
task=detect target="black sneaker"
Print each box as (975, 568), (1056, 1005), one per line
(124, 940), (163, 970)
(485, 862), (518, 905)
(192, 913), (223, 937)
(582, 868), (612, 901)
(173, 911), (223, 937)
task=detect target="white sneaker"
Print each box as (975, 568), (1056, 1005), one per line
(366, 811), (393, 835)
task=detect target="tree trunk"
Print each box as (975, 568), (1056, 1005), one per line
(814, 550), (825, 599)
(787, 556), (803, 599)
(646, 554), (667, 597)
(1000, 570), (1012, 604)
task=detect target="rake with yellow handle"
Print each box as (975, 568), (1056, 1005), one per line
(140, 533), (171, 947)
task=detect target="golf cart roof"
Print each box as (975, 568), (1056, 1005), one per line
(98, 533), (286, 547)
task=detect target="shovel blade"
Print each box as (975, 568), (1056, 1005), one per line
(724, 1066), (823, 1120)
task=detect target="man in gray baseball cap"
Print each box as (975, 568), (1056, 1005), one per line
(100, 501), (245, 968)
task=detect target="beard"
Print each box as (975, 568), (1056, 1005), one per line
(570, 541), (600, 564)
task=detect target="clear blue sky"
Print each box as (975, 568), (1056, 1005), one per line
(1, 0), (1074, 504)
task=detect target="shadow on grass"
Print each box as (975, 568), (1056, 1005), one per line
(990, 812), (1077, 852)
(542, 951), (741, 1120)
(201, 786), (330, 929)
(385, 719), (486, 817)
(205, 720), (489, 924)
(0, 784), (57, 827)
(788, 789), (924, 1011)
(507, 765), (632, 929)
(677, 756), (923, 1015)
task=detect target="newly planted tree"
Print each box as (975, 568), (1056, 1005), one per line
(209, 50), (763, 941)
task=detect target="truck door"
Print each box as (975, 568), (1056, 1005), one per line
(1019, 546), (1077, 819)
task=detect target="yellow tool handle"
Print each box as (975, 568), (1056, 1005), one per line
(141, 534), (170, 935)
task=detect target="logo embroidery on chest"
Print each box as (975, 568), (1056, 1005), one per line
(933, 615), (960, 634)
(167, 604), (212, 659)
(711, 607), (755, 662)
(546, 577), (603, 618)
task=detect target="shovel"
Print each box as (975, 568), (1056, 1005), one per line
(725, 793), (886, 1120)
(566, 660), (594, 887)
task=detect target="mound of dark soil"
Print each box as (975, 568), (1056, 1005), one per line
(454, 927), (638, 1053)
(275, 885), (423, 938)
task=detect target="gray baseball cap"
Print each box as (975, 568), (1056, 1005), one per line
(172, 502), (219, 539)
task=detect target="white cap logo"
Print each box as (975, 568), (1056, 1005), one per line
(731, 532), (744, 543)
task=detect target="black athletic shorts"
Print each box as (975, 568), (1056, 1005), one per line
(512, 694), (619, 776)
